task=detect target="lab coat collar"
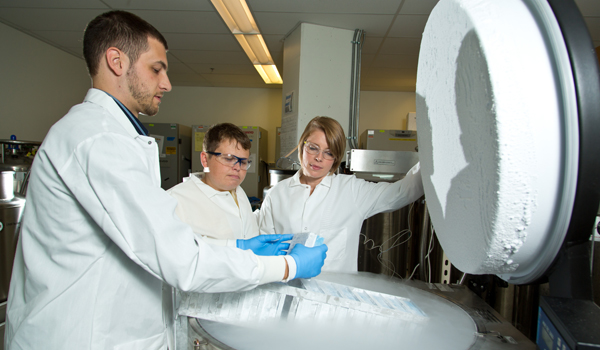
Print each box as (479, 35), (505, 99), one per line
(83, 88), (141, 139)
(190, 173), (235, 198)
(289, 170), (334, 188)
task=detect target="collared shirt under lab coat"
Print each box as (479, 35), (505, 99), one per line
(166, 174), (259, 243)
(256, 164), (424, 273)
(5, 88), (284, 350)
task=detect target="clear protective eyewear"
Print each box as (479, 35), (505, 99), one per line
(303, 141), (335, 161)
(206, 151), (252, 170)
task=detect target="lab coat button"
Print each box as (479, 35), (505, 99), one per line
(148, 141), (152, 145)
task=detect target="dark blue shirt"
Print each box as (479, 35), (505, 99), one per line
(103, 91), (149, 136)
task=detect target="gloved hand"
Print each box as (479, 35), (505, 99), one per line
(289, 244), (328, 279)
(237, 234), (293, 256)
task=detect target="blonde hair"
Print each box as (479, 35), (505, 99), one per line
(297, 116), (346, 175)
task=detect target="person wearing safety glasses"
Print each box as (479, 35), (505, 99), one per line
(256, 116), (423, 273)
(167, 123), (310, 264)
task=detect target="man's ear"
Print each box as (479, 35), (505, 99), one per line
(200, 151), (209, 168)
(106, 47), (126, 76)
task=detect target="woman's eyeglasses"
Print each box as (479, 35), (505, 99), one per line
(303, 141), (335, 160)
(206, 151), (252, 170)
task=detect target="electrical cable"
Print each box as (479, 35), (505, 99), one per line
(427, 221), (435, 283)
(459, 272), (468, 285)
(418, 202), (430, 280)
(360, 202), (414, 278)
(409, 220), (435, 282)
(408, 263), (419, 280)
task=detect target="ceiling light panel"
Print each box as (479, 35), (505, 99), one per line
(211, 0), (282, 84)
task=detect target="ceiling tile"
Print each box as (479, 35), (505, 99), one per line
(0, 0), (107, 9)
(30, 30), (83, 49)
(254, 12), (395, 37)
(187, 63), (257, 75)
(399, 0), (440, 15)
(248, 0), (402, 14)
(163, 33), (239, 51)
(0, 8), (106, 31)
(262, 34), (285, 53)
(164, 60), (196, 75)
(169, 50), (250, 65)
(387, 14), (429, 38)
(62, 47), (84, 58)
(2, 0), (599, 92)
(127, 10), (229, 34)
(201, 73), (265, 85)
(104, 0), (214, 11)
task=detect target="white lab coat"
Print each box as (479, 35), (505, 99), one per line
(256, 164), (424, 272)
(4, 89), (282, 350)
(166, 174), (259, 244)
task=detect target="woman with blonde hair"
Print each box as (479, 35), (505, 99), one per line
(257, 116), (423, 273)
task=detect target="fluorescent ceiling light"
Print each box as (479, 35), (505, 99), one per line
(235, 34), (273, 64)
(211, 0), (282, 84)
(255, 65), (283, 84)
(211, 0), (259, 33)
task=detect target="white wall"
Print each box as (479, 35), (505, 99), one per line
(0, 22), (91, 142)
(138, 86), (283, 163)
(0, 22), (417, 164)
(358, 91), (416, 133)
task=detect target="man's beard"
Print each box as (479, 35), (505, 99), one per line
(127, 67), (159, 116)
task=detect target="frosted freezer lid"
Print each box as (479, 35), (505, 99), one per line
(415, 0), (580, 284)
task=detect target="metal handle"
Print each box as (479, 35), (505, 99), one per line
(193, 338), (207, 350)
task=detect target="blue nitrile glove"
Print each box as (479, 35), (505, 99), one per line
(236, 234), (294, 256)
(289, 244), (328, 279)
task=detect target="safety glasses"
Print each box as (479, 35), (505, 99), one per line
(303, 141), (335, 160)
(206, 151), (252, 170)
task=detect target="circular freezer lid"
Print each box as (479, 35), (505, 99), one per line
(415, 0), (583, 284)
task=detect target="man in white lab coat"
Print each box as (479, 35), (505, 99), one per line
(4, 10), (327, 350)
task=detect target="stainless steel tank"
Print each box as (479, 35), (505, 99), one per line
(0, 138), (39, 303)
(0, 171), (25, 302)
(262, 169), (296, 198)
(1, 138), (39, 196)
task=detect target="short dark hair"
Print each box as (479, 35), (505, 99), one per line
(203, 123), (252, 153)
(83, 10), (168, 77)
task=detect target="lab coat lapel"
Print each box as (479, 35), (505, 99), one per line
(84, 89), (161, 187)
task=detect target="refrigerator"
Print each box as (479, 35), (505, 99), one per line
(239, 126), (268, 199)
(191, 124), (212, 173)
(143, 123), (192, 190)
